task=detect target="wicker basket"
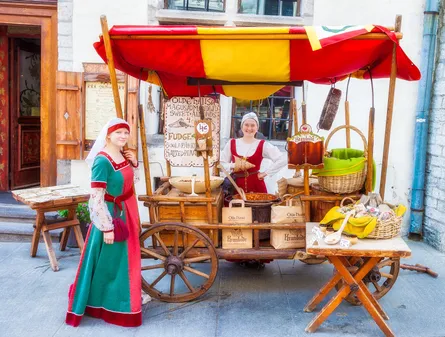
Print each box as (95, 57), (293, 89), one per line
(368, 214), (403, 239)
(340, 197), (403, 239)
(317, 125), (368, 194)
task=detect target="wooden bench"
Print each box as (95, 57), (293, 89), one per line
(12, 184), (90, 272)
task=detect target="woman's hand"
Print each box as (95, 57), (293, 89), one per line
(123, 149), (138, 167)
(103, 231), (114, 245)
(257, 172), (267, 180)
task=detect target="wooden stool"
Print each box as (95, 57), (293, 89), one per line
(12, 185), (90, 272)
(304, 223), (411, 337)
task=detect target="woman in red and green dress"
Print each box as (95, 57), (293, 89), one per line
(66, 118), (142, 327)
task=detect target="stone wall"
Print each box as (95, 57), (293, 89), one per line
(58, 0), (73, 71)
(424, 7), (445, 252)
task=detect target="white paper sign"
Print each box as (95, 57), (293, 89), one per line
(164, 97), (220, 167)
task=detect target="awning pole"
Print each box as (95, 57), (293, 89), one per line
(379, 15), (401, 199)
(100, 15), (124, 119)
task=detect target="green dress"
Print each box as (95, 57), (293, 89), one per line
(66, 152), (141, 327)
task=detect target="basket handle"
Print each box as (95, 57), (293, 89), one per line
(340, 197), (356, 207)
(324, 125), (368, 158)
(282, 193), (304, 206)
(229, 199), (245, 208)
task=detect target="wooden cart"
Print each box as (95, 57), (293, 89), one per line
(95, 15), (419, 304)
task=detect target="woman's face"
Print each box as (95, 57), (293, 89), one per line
(108, 128), (130, 147)
(242, 119), (258, 137)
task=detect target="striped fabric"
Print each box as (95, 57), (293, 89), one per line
(94, 25), (420, 100)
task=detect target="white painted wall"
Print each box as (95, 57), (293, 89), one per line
(307, 0), (423, 233)
(71, 0), (149, 71)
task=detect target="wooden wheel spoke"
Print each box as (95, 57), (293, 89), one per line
(184, 255), (211, 264)
(377, 259), (394, 269)
(179, 238), (200, 259)
(150, 270), (167, 288)
(371, 280), (383, 292)
(170, 274), (176, 296)
(184, 266), (210, 279)
(173, 230), (179, 256)
(179, 271), (195, 292)
(380, 272), (394, 279)
(141, 247), (167, 261)
(142, 263), (165, 271)
(154, 233), (171, 257)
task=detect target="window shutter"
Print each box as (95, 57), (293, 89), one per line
(56, 71), (83, 160)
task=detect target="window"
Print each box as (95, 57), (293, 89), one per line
(165, 0), (225, 12)
(231, 87), (293, 141)
(238, 0), (301, 16)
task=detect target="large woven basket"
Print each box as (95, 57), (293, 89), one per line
(318, 125), (368, 194)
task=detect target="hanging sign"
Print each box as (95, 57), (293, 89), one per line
(164, 96), (220, 167)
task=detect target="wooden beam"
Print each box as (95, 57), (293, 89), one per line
(100, 15), (124, 119)
(187, 78), (303, 87)
(379, 15), (401, 199)
(111, 32), (403, 41)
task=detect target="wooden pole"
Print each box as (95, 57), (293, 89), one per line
(292, 99), (298, 135)
(379, 15), (401, 199)
(100, 15), (124, 119)
(166, 160), (172, 177)
(111, 32), (404, 41)
(367, 107), (375, 193)
(123, 73), (128, 121)
(138, 104), (156, 224)
(345, 100), (351, 148)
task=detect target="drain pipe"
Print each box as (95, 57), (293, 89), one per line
(410, 0), (440, 237)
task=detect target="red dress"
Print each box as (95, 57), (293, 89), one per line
(231, 139), (267, 193)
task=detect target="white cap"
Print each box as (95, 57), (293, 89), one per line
(241, 112), (259, 128)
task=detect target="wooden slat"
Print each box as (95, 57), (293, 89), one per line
(56, 71), (83, 160)
(126, 75), (139, 150)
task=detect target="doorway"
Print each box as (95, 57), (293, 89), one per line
(9, 37), (41, 189)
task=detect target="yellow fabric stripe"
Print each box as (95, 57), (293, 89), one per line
(304, 26), (322, 51)
(200, 40), (290, 82)
(365, 24), (374, 32)
(197, 27), (290, 35)
(222, 85), (284, 100)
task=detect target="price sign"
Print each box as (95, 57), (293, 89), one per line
(197, 122), (210, 135)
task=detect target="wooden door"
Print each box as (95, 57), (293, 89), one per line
(9, 38), (41, 189)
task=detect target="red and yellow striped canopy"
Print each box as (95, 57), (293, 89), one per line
(94, 25), (420, 100)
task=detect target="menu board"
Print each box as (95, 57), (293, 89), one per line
(164, 96), (220, 167)
(85, 81), (125, 140)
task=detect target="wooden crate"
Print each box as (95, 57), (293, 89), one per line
(156, 187), (223, 247)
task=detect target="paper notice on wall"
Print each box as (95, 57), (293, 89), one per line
(164, 96), (220, 167)
(85, 82), (125, 140)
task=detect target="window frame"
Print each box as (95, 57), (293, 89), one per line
(231, 88), (295, 141)
(164, 0), (226, 12)
(237, 0), (302, 17)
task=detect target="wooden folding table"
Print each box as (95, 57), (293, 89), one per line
(12, 184), (90, 272)
(304, 223), (411, 337)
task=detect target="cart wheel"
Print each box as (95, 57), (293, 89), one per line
(139, 222), (219, 303)
(335, 257), (400, 305)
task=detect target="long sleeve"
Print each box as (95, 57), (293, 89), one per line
(133, 165), (140, 184)
(89, 188), (113, 231)
(220, 140), (235, 173)
(262, 142), (288, 176)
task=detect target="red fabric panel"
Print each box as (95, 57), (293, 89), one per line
(0, 28), (8, 191)
(91, 182), (106, 188)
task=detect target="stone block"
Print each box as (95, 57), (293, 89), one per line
(425, 186), (445, 200)
(58, 47), (73, 61)
(427, 144), (443, 156)
(58, 35), (72, 48)
(425, 207), (444, 221)
(428, 155), (445, 168)
(425, 195), (438, 208)
(58, 2), (73, 22)
(58, 22), (72, 36)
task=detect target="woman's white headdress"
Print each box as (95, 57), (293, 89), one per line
(85, 117), (130, 168)
(241, 112), (259, 128)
